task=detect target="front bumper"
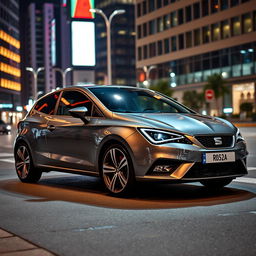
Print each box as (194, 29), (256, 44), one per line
(126, 133), (248, 181)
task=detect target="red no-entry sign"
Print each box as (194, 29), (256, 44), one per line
(205, 89), (214, 101)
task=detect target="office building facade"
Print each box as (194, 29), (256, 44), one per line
(95, 0), (136, 85)
(136, 0), (256, 115)
(0, 0), (22, 123)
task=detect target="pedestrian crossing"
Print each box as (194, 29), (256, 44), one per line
(0, 153), (14, 164)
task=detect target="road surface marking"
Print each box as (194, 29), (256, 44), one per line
(234, 177), (256, 184)
(0, 153), (13, 157)
(248, 167), (256, 171)
(0, 158), (14, 163)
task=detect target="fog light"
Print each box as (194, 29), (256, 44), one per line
(153, 165), (175, 173)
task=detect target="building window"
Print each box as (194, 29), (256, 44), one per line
(157, 40), (163, 55)
(143, 45), (148, 59)
(142, 1), (147, 15)
(202, 0), (209, 17)
(186, 32), (192, 48)
(186, 6), (192, 22)
(230, 0), (239, 7)
(170, 11), (178, 27)
(221, 20), (230, 39)
(231, 17), (241, 36)
(157, 0), (162, 9)
(157, 17), (164, 32)
(138, 47), (142, 61)
(242, 13), (252, 33)
(211, 0), (219, 14)
(212, 23), (220, 41)
(143, 22), (147, 37)
(194, 28), (201, 46)
(149, 20), (156, 35)
(163, 0), (169, 6)
(202, 26), (210, 43)
(163, 14), (170, 30)
(164, 38), (170, 53)
(254, 11), (256, 31)
(220, 0), (229, 10)
(149, 42), (156, 58)
(178, 9), (184, 25)
(137, 3), (141, 17)
(193, 2), (200, 19)
(148, 0), (155, 12)
(138, 25), (142, 39)
(171, 36), (177, 51)
(178, 34), (184, 50)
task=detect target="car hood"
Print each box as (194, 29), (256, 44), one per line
(116, 113), (236, 135)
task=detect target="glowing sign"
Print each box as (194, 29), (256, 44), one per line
(71, 0), (94, 19)
(71, 21), (95, 66)
(51, 19), (56, 66)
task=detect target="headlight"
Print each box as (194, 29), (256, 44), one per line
(139, 128), (191, 144)
(236, 129), (244, 142)
(6, 125), (11, 130)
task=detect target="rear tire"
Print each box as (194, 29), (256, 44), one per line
(15, 143), (42, 183)
(100, 144), (135, 196)
(200, 178), (233, 190)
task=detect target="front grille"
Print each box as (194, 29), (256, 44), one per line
(183, 160), (247, 179)
(195, 135), (233, 148)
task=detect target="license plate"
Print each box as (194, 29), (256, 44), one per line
(202, 152), (235, 164)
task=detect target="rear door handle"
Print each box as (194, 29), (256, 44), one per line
(47, 125), (56, 131)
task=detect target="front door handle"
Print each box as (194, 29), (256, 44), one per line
(47, 125), (56, 131)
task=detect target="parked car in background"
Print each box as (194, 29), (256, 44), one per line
(0, 120), (11, 134)
(14, 85), (248, 196)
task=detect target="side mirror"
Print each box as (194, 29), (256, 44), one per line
(69, 107), (90, 123)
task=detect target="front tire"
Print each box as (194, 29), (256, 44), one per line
(100, 144), (135, 196)
(200, 178), (233, 190)
(15, 143), (42, 183)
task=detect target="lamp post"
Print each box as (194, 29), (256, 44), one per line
(143, 65), (157, 87)
(90, 8), (126, 85)
(54, 67), (73, 88)
(25, 67), (45, 101)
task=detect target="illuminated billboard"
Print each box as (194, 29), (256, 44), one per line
(71, 0), (94, 19)
(50, 19), (56, 66)
(71, 21), (95, 66)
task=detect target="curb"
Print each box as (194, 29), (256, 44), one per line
(0, 228), (57, 256)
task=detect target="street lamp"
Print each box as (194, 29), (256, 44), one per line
(54, 67), (73, 88)
(90, 8), (126, 85)
(143, 65), (157, 87)
(25, 67), (45, 101)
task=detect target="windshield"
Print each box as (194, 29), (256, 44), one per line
(89, 87), (193, 114)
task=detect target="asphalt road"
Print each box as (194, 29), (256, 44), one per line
(0, 126), (255, 256)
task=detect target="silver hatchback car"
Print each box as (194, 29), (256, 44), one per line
(14, 85), (248, 195)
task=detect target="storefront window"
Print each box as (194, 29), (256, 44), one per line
(221, 20), (230, 39)
(242, 13), (252, 33)
(231, 17), (241, 36)
(212, 23), (220, 41)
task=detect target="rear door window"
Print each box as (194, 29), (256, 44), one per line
(56, 90), (92, 116)
(34, 92), (60, 115)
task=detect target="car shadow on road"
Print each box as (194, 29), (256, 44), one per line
(0, 174), (254, 210)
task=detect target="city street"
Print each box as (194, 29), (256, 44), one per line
(0, 126), (255, 256)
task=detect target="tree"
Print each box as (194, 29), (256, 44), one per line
(182, 90), (204, 112)
(149, 79), (173, 97)
(204, 73), (229, 115)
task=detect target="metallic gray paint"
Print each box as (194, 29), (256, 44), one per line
(15, 85), (248, 183)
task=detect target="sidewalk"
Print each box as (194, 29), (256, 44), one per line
(0, 228), (57, 256)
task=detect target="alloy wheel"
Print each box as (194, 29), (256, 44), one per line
(15, 145), (30, 179)
(102, 147), (129, 194)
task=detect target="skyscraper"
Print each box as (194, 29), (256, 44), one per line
(0, 0), (22, 124)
